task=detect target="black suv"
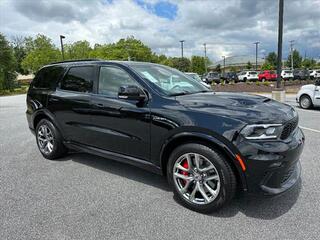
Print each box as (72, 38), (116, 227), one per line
(26, 60), (304, 213)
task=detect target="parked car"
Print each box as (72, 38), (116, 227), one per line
(281, 70), (294, 80)
(293, 69), (310, 80)
(237, 71), (259, 81)
(296, 79), (320, 109)
(221, 72), (239, 83)
(185, 72), (211, 89)
(27, 60), (304, 213)
(309, 70), (320, 80)
(203, 72), (221, 84)
(258, 70), (277, 82)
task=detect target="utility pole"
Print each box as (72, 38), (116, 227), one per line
(60, 35), (65, 60)
(276, 0), (284, 89)
(179, 40), (185, 58)
(289, 40), (294, 71)
(222, 56), (226, 76)
(203, 43), (207, 73)
(253, 42), (260, 70)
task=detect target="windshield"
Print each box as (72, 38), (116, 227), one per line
(186, 73), (202, 82)
(131, 64), (209, 96)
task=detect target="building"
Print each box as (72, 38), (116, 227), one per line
(208, 55), (264, 72)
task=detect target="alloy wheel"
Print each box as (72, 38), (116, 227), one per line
(37, 124), (54, 155)
(300, 96), (311, 109)
(173, 153), (221, 205)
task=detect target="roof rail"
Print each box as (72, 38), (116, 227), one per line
(50, 59), (102, 64)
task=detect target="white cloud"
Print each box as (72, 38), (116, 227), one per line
(0, 0), (319, 61)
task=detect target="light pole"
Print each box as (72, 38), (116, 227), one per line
(253, 42), (260, 70)
(289, 40), (294, 71)
(60, 35), (65, 60)
(276, 0), (284, 89)
(179, 40), (185, 58)
(203, 43), (207, 73)
(222, 56), (226, 76)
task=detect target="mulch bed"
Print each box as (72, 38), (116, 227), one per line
(213, 80), (314, 93)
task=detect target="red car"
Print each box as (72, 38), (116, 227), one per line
(258, 70), (277, 81)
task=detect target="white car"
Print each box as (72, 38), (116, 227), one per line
(237, 71), (258, 81)
(281, 70), (294, 80)
(296, 80), (320, 109)
(309, 70), (320, 80)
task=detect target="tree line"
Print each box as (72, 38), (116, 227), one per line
(0, 33), (210, 90)
(1, 32), (319, 90)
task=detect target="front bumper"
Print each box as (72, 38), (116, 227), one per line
(236, 127), (304, 195)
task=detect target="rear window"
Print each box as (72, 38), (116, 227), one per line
(32, 66), (65, 89)
(60, 66), (94, 92)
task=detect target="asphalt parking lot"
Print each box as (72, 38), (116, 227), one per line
(1, 94), (320, 240)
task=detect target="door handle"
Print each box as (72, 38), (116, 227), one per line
(94, 103), (104, 108)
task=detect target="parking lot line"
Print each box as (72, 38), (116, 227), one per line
(300, 126), (320, 133)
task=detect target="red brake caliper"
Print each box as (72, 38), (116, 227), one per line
(181, 160), (189, 186)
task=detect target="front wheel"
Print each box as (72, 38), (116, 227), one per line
(167, 143), (236, 213)
(299, 95), (312, 109)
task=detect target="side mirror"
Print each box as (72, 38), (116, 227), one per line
(118, 85), (146, 101)
(315, 80), (320, 86)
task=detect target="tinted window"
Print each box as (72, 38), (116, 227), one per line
(33, 66), (65, 89)
(98, 66), (139, 97)
(249, 72), (258, 74)
(61, 66), (94, 92)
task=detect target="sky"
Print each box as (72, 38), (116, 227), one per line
(0, 0), (319, 62)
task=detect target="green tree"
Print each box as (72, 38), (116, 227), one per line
(246, 61), (253, 70)
(91, 36), (154, 62)
(261, 62), (273, 70)
(11, 36), (29, 74)
(171, 57), (191, 72)
(215, 64), (221, 73)
(286, 50), (302, 69)
(265, 52), (277, 69)
(0, 33), (17, 90)
(191, 56), (206, 75)
(302, 58), (316, 69)
(65, 40), (92, 60)
(21, 34), (60, 73)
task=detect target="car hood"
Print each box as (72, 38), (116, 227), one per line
(300, 84), (315, 90)
(176, 92), (297, 124)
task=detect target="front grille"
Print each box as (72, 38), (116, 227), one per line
(280, 116), (298, 140)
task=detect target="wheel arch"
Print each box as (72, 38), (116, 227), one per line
(159, 132), (248, 191)
(32, 110), (65, 138)
(299, 93), (314, 106)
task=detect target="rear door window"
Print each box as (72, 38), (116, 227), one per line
(60, 66), (94, 93)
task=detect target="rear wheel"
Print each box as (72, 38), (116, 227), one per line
(36, 119), (67, 160)
(299, 95), (312, 109)
(167, 143), (236, 213)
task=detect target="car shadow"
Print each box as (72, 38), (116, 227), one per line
(64, 152), (171, 192)
(209, 178), (301, 220)
(63, 152), (301, 220)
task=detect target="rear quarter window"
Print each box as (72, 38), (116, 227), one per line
(32, 66), (65, 89)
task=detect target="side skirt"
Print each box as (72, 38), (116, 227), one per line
(64, 141), (162, 175)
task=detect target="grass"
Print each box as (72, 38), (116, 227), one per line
(0, 85), (29, 96)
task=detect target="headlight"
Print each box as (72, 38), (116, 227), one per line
(240, 124), (283, 140)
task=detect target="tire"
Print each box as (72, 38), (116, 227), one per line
(167, 143), (236, 213)
(243, 77), (247, 81)
(35, 119), (67, 160)
(261, 78), (266, 82)
(299, 95), (313, 109)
